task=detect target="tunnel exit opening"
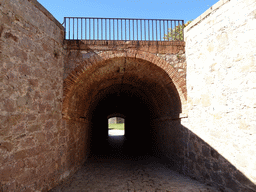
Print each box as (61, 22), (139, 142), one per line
(108, 117), (125, 136)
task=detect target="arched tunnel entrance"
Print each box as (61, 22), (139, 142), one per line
(53, 55), (223, 191)
(62, 55), (187, 173)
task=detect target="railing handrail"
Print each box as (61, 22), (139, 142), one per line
(64, 17), (184, 21)
(63, 17), (184, 41)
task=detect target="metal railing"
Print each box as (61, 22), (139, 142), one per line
(63, 17), (184, 41)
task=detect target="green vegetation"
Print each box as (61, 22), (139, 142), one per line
(163, 20), (193, 41)
(108, 123), (125, 130)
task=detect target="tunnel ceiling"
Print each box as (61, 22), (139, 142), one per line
(64, 57), (182, 121)
(89, 83), (155, 122)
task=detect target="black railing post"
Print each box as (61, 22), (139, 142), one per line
(144, 20), (146, 41)
(155, 20), (157, 41)
(101, 19), (103, 40)
(171, 21), (173, 41)
(121, 19), (123, 40)
(64, 17), (66, 40)
(166, 21), (169, 41)
(160, 20), (162, 41)
(141, 19), (142, 40)
(148, 20), (150, 41)
(109, 19), (111, 40)
(72, 18), (74, 40)
(68, 18), (70, 40)
(174, 20), (176, 40)
(93, 18), (95, 40)
(81, 18), (82, 40)
(84, 19), (86, 40)
(113, 19), (115, 40)
(90, 18), (91, 39)
(137, 20), (138, 41)
(151, 20), (153, 41)
(117, 19), (119, 40)
(129, 19), (131, 40)
(182, 20), (184, 41)
(105, 19), (107, 40)
(125, 19), (127, 41)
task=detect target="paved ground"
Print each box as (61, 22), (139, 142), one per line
(108, 129), (125, 136)
(50, 133), (219, 192)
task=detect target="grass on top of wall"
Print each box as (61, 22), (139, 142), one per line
(108, 123), (125, 130)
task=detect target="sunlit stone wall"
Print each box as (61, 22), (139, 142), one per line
(108, 117), (124, 124)
(184, 0), (256, 191)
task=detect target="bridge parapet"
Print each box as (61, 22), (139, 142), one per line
(64, 40), (184, 54)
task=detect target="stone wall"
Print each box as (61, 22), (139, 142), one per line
(0, 0), (66, 191)
(108, 117), (124, 124)
(184, 0), (256, 191)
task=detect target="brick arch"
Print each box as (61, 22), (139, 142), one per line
(63, 50), (187, 120)
(107, 113), (126, 120)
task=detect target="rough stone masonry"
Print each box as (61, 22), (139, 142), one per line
(184, 0), (256, 191)
(0, 0), (65, 191)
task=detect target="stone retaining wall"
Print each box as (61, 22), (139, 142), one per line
(0, 0), (67, 191)
(184, 0), (256, 191)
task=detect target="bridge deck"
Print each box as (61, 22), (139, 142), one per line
(64, 40), (185, 54)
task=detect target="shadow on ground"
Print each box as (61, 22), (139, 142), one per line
(50, 135), (219, 192)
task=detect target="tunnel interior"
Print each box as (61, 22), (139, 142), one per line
(64, 56), (184, 168)
(90, 83), (156, 158)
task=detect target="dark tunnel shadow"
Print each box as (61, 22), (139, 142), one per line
(89, 134), (154, 161)
(178, 124), (256, 192)
(168, 123), (256, 192)
(87, 121), (256, 192)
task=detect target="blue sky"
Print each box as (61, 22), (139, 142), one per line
(38, 0), (219, 24)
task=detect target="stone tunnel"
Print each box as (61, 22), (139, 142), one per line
(61, 40), (188, 173)
(1, 0), (256, 191)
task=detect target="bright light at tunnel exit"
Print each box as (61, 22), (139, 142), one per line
(108, 117), (125, 136)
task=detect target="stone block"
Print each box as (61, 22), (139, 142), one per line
(211, 148), (220, 159)
(201, 94), (211, 107)
(0, 165), (12, 182)
(0, 142), (14, 152)
(3, 99), (15, 112)
(27, 124), (40, 133)
(13, 149), (29, 161)
(19, 137), (36, 148)
(210, 172), (224, 185)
